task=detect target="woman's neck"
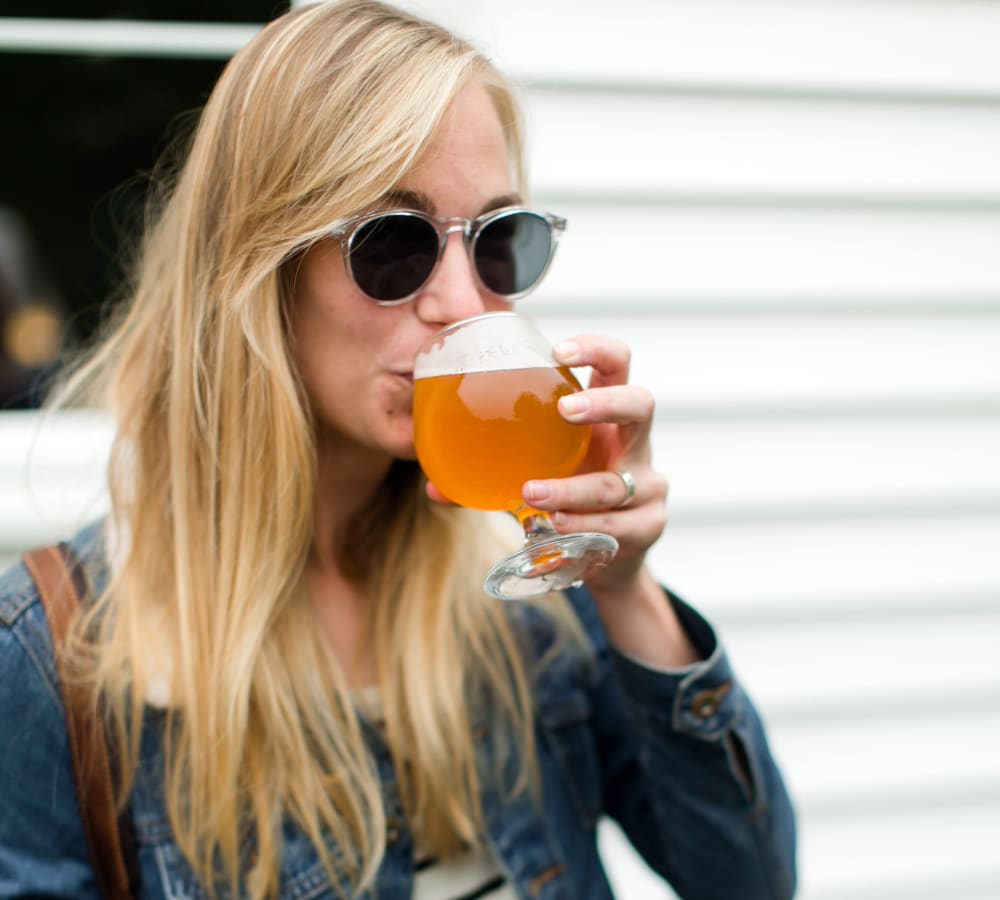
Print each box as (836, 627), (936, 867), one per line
(309, 433), (394, 573)
(305, 434), (393, 688)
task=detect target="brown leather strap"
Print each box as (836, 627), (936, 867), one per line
(23, 543), (133, 900)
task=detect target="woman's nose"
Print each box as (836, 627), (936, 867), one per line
(414, 233), (492, 325)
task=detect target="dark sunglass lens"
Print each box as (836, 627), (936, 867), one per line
(348, 215), (438, 301)
(474, 212), (552, 296)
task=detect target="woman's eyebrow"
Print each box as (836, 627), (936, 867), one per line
(373, 190), (523, 215)
(379, 188), (433, 211)
(479, 193), (522, 215)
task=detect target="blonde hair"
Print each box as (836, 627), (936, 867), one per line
(54, 2), (579, 897)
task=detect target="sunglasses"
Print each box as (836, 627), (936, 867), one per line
(328, 206), (566, 305)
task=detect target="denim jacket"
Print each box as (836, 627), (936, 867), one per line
(0, 521), (796, 899)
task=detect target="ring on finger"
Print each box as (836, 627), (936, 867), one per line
(614, 469), (636, 508)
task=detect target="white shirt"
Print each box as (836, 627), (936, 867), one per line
(356, 688), (517, 900)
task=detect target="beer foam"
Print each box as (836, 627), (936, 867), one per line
(414, 312), (555, 378)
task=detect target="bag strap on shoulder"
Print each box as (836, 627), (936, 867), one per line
(22, 543), (134, 900)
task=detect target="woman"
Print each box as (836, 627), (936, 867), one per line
(0, 2), (796, 898)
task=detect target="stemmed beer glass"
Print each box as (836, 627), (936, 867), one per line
(413, 312), (618, 599)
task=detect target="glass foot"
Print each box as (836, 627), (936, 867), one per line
(484, 532), (618, 600)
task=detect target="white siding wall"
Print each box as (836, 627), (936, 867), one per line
(2, 2), (999, 898)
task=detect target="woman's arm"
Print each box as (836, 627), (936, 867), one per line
(569, 584), (798, 900)
(522, 333), (702, 667)
(518, 326), (797, 894)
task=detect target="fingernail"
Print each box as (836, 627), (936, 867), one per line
(553, 340), (582, 365)
(524, 481), (551, 502)
(558, 393), (588, 419)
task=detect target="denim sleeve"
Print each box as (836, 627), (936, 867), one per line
(568, 586), (798, 900)
(0, 564), (102, 898)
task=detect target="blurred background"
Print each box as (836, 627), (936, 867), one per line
(1, 1), (998, 897)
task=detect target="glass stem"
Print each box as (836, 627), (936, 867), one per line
(513, 506), (559, 542)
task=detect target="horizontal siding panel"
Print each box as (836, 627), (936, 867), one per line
(716, 614), (1000, 720)
(801, 807), (1000, 900)
(532, 313), (1000, 409)
(653, 418), (1000, 514)
(0, 411), (112, 555)
(605, 804), (1000, 900)
(652, 517), (1000, 617)
(526, 91), (1000, 199)
(0, 18), (258, 57)
(529, 206), (1000, 303)
(775, 714), (1000, 816)
(0, 494), (109, 555)
(397, 0), (1000, 96)
(0, 409), (113, 465)
(598, 820), (676, 899)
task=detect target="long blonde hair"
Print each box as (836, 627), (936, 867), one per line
(54, 2), (574, 896)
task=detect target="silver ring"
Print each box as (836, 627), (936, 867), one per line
(615, 469), (636, 507)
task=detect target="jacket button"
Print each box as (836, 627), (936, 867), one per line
(386, 816), (402, 845)
(691, 681), (732, 719)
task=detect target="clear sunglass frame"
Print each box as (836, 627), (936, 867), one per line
(327, 206), (567, 305)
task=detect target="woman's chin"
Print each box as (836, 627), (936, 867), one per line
(380, 418), (418, 461)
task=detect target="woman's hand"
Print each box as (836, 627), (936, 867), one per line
(520, 334), (665, 598)
(522, 333), (699, 667)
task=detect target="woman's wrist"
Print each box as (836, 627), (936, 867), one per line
(589, 567), (703, 670)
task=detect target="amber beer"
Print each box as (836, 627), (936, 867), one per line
(414, 364), (591, 512)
